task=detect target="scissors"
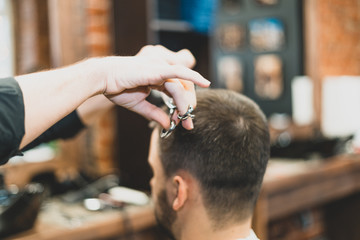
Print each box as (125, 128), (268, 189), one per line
(160, 93), (195, 138)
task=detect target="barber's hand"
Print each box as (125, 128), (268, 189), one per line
(99, 45), (210, 130)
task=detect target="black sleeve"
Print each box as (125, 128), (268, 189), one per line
(0, 77), (25, 165)
(22, 110), (85, 151)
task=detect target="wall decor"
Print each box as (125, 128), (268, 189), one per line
(211, 0), (303, 116)
(249, 18), (285, 52)
(217, 23), (246, 51)
(217, 55), (244, 92)
(254, 54), (283, 99)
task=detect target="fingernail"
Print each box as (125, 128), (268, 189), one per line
(189, 120), (194, 129)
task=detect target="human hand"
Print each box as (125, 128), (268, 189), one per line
(97, 45), (210, 130)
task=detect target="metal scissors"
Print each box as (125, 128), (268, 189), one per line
(160, 93), (195, 138)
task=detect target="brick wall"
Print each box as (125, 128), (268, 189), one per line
(305, 0), (360, 126)
(317, 0), (360, 77)
(85, 0), (116, 175)
(46, 0), (117, 176)
(86, 0), (113, 57)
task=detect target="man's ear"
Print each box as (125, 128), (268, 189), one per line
(169, 175), (188, 211)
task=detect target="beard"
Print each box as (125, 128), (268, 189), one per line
(155, 189), (177, 240)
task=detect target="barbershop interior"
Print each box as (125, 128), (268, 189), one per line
(1, 0), (360, 239)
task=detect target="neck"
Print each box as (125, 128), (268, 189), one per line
(175, 205), (253, 240)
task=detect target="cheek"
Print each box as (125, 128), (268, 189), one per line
(150, 176), (159, 198)
(150, 177), (155, 189)
(150, 175), (166, 203)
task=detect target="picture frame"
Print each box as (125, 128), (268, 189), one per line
(249, 18), (285, 52)
(217, 23), (246, 51)
(254, 54), (283, 100)
(217, 55), (244, 93)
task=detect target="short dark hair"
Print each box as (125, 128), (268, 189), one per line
(157, 89), (270, 226)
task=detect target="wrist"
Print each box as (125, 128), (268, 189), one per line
(78, 57), (107, 96)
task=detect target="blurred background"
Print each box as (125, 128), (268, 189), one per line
(1, 0), (360, 239)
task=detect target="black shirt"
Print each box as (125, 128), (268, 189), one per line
(0, 77), (85, 165)
(0, 77), (25, 164)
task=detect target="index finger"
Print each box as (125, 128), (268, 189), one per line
(164, 79), (196, 130)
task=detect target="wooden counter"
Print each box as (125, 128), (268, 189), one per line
(254, 154), (360, 240)
(5, 200), (156, 240)
(1, 157), (157, 240)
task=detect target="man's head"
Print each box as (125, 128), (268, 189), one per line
(148, 89), (270, 239)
